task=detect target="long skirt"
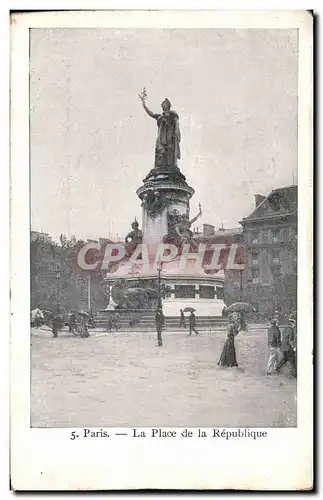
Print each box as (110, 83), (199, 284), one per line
(218, 336), (238, 367)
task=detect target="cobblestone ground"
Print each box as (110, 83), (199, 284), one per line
(31, 327), (297, 428)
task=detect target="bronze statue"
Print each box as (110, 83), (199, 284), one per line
(138, 87), (181, 168)
(125, 219), (143, 244)
(111, 279), (159, 309)
(164, 204), (202, 250)
(141, 190), (169, 219)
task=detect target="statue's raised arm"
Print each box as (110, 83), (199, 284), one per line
(138, 87), (157, 119)
(189, 203), (202, 226)
(138, 88), (181, 168)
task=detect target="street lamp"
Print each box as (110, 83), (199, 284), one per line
(157, 257), (162, 308)
(239, 268), (243, 301)
(156, 257), (163, 347)
(55, 265), (61, 314)
(87, 272), (91, 312)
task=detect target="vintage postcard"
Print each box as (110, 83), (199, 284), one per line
(10, 10), (313, 490)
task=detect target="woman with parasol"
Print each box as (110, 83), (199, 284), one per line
(226, 302), (255, 331)
(218, 316), (239, 367)
(77, 310), (90, 338)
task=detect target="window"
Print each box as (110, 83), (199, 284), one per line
(174, 285), (196, 299)
(250, 252), (259, 266)
(272, 229), (281, 243)
(250, 231), (258, 244)
(215, 286), (224, 300)
(250, 268), (260, 284)
(272, 249), (280, 264)
(199, 286), (215, 299)
(262, 230), (269, 242)
(251, 268), (259, 278)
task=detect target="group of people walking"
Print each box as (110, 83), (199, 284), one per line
(267, 317), (297, 377)
(106, 312), (121, 332)
(179, 309), (199, 336)
(155, 308), (198, 347)
(179, 307), (297, 376)
(51, 311), (90, 338)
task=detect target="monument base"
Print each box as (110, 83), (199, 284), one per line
(162, 298), (224, 317)
(105, 256), (225, 318)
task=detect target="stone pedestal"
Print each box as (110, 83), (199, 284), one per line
(136, 166), (195, 244)
(104, 164), (226, 317)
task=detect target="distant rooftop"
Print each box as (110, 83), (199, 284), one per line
(242, 185), (297, 222)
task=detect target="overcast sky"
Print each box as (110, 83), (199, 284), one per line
(30, 28), (298, 241)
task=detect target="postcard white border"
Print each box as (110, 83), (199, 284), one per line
(10, 10), (313, 490)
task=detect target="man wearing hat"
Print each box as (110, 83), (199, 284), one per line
(276, 318), (296, 375)
(288, 318), (297, 377)
(267, 318), (281, 375)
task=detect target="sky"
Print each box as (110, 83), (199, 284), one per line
(30, 28), (298, 241)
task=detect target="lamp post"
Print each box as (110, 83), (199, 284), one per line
(87, 272), (91, 311)
(56, 265), (61, 314)
(239, 269), (243, 301)
(157, 257), (162, 308)
(156, 258), (163, 347)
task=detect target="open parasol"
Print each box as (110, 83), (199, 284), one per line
(78, 310), (89, 317)
(226, 302), (256, 313)
(183, 307), (196, 313)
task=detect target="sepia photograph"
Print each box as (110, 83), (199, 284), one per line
(10, 9), (313, 490)
(30, 25), (298, 429)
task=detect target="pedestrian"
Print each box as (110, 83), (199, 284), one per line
(51, 314), (61, 338)
(68, 312), (77, 334)
(276, 318), (296, 376)
(106, 315), (113, 332)
(88, 310), (95, 329)
(188, 311), (198, 336)
(114, 312), (121, 332)
(155, 307), (164, 347)
(218, 317), (239, 367)
(179, 309), (186, 328)
(266, 319), (282, 375)
(79, 314), (90, 338)
(290, 320), (297, 378)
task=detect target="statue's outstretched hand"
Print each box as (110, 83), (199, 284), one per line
(138, 87), (147, 103)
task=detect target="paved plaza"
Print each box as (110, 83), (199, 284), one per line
(31, 327), (297, 428)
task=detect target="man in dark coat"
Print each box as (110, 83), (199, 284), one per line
(276, 318), (297, 376)
(188, 312), (198, 336)
(179, 309), (186, 329)
(266, 319), (281, 374)
(68, 312), (77, 334)
(155, 307), (164, 347)
(52, 314), (62, 338)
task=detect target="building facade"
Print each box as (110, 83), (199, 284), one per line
(240, 185), (297, 318)
(194, 224), (244, 306)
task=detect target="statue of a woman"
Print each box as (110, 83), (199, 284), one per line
(139, 88), (181, 168)
(174, 204), (202, 250)
(163, 204), (202, 250)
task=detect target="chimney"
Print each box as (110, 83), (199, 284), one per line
(255, 194), (266, 208)
(203, 223), (215, 236)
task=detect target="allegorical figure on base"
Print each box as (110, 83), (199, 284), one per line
(138, 87), (181, 168)
(125, 218), (143, 245)
(164, 204), (202, 250)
